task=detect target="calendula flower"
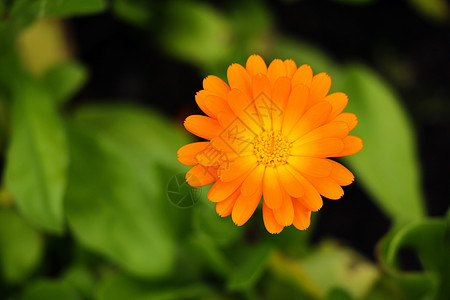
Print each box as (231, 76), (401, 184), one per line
(177, 54), (362, 234)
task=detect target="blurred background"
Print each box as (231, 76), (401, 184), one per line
(0, 0), (448, 299)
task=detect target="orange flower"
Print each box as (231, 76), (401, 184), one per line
(177, 54), (362, 234)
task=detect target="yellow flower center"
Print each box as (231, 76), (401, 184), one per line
(253, 130), (292, 167)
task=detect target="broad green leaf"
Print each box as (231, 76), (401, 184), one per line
(112, 0), (152, 28)
(269, 242), (379, 299)
(227, 244), (272, 291)
(97, 274), (213, 300)
(159, 1), (231, 69)
(21, 279), (80, 300)
(378, 216), (450, 299)
(65, 104), (188, 278)
(62, 265), (96, 299)
(42, 61), (88, 106)
(5, 77), (68, 233)
(0, 208), (44, 283)
(325, 288), (355, 300)
(193, 201), (242, 246)
(340, 64), (425, 224)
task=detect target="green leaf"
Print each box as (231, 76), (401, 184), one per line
(378, 216), (450, 299)
(21, 279), (80, 300)
(339, 64), (425, 224)
(42, 61), (88, 106)
(159, 1), (231, 69)
(0, 208), (44, 283)
(324, 288), (355, 300)
(5, 77), (68, 233)
(65, 104), (188, 278)
(97, 274), (213, 300)
(112, 0), (152, 28)
(227, 244), (272, 291)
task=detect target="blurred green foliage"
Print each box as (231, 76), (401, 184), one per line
(0, 0), (448, 299)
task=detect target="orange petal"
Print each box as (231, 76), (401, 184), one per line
(205, 94), (233, 117)
(177, 142), (210, 166)
(246, 54), (267, 75)
(216, 189), (240, 217)
(288, 101), (332, 141)
(328, 160), (354, 186)
(284, 59), (297, 78)
(292, 201), (311, 230)
(281, 84), (309, 136)
(195, 90), (215, 117)
(271, 77), (291, 131)
(227, 89), (263, 134)
(310, 73), (331, 103)
(203, 75), (230, 95)
(263, 202), (284, 234)
(335, 135), (363, 157)
(287, 156), (332, 177)
(287, 166), (323, 211)
(232, 186), (262, 226)
(267, 59), (287, 83)
(219, 155), (256, 182)
(277, 165), (304, 198)
(325, 92), (348, 120)
(305, 176), (344, 200)
(186, 165), (218, 187)
(273, 189), (294, 226)
(291, 138), (344, 157)
(195, 144), (227, 167)
(294, 121), (349, 145)
(210, 135), (254, 157)
(207, 170), (250, 202)
(252, 74), (273, 130)
(292, 64), (313, 88)
(227, 63), (252, 98)
(333, 113), (358, 131)
(262, 167), (283, 209)
(184, 115), (222, 140)
(241, 164), (265, 196)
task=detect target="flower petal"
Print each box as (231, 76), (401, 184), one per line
(287, 156), (332, 177)
(273, 189), (294, 226)
(186, 165), (218, 187)
(262, 167), (283, 209)
(284, 59), (297, 78)
(305, 176), (344, 200)
(287, 166), (323, 211)
(328, 160), (354, 186)
(232, 186), (262, 226)
(207, 170), (250, 202)
(282, 84), (309, 136)
(216, 189), (240, 217)
(291, 138), (344, 157)
(325, 92), (348, 120)
(333, 113), (358, 131)
(310, 72), (331, 103)
(267, 59), (287, 83)
(292, 64), (313, 88)
(177, 142), (210, 166)
(292, 201), (311, 230)
(277, 165), (304, 198)
(195, 90), (215, 117)
(203, 75), (230, 95)
(294, 121), (349, 145)
(219, 155), (256, 182)
(205, 94), (233, 116)
(227, 63), (252, 98)
(271, 77), (291, 131)
(241, 164), (265, 196)
(335, 135), (363, 157)
(184, 115), (222, 140)
(288, 101), (332, 141)
(263, 202), (284, 234)
(246, 54), (267, 75)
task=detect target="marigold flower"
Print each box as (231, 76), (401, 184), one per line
(177, 54), (362, 234)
